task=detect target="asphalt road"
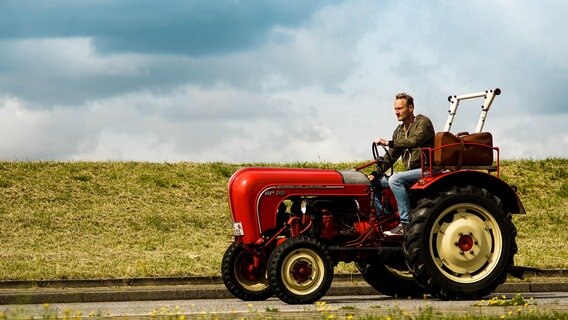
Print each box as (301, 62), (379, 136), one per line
(2, 292), (568, 319)
(1, 271), (567, 318)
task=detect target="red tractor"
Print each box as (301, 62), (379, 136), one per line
(221, 88), (526, 304)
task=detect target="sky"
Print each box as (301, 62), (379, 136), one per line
(0, 0), (567, 163)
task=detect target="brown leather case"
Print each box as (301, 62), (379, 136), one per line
(433, 132), (493, 166)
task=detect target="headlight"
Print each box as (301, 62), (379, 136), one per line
(300, 199), (309, 214)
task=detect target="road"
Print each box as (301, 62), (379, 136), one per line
(2, 292), (568, 318)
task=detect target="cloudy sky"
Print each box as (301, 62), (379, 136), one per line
(0, 0), (566, 163)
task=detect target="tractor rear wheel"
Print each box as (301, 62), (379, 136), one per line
(221, 242), (272, 301)
(267, 236), (334, 304)
(357, 261), (425, 298)
(404, 186), (517, 300)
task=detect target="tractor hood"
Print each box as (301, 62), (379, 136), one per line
(227, 167), (371, 243)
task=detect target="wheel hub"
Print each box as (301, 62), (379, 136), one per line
(436, 213), (489, 271)
(458, 234), (474, 252)
(239, 260), (262, 282)
(291, 260), (312, 283)
(231, 246), (270, 292)
(281, 249), (326, 295)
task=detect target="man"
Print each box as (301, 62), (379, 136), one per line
(372, 92), (435, 236)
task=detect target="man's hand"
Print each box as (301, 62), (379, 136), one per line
(368, 171), (379, 181)
(373, 137), (388, 145)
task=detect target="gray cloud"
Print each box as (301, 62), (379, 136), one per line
(0, 0), (566, 162)
(0, 0), (334, 55)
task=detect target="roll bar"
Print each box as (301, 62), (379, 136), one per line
(443, 88), (501, 133)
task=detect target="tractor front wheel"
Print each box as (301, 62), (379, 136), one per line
(404, 186), (517, 300)
(221, 242), (272, 301)
(267, 236), (334, 304)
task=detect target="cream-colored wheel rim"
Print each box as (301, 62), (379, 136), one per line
(281, 248), (326, 295)
(429, 203), (503, 284)
(385, 265), (414, 280)
(234, 251), (269, 291)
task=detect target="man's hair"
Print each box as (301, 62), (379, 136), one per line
(395, 92), (414, 107)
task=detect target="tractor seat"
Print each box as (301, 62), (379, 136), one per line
(338, 170), (371, 185)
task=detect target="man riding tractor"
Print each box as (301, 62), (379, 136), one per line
(369, 92), (435, 236)
(222, 88), (525, 304)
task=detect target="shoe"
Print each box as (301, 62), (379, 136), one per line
(384, 223), (405, 236)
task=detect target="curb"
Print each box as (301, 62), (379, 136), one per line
(1, 270), (567, 305)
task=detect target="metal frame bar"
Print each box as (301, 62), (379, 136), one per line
(443, 88), (501, 133)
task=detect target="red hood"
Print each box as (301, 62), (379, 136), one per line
(227, 167), (368, 243)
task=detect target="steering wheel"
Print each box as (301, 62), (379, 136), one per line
(372, 142), (394, 178)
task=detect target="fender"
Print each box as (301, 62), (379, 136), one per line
(411, 170), (526, 215)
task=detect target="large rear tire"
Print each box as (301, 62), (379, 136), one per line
(267, 236), (334, 304)
(357, 261), (425, 298)
(221, 242), (272, 301)
(404, 186), (517, 300)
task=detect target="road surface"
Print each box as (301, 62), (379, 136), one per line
(2, 292), (568, 318)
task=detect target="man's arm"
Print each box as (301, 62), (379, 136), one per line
(386, 125), (403, 164)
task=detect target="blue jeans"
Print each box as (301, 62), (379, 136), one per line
(373, 168), (422, 224)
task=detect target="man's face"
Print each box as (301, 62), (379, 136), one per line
(394, 98), (413, 122)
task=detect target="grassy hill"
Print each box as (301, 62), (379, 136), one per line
(0, 159), (567, 280)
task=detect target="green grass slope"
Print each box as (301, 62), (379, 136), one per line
(0, 159), (566, 280)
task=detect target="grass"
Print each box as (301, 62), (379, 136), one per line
(500, 158), (568, 268)
(475, 294), (535, 307)
(0, 159), (567, 280)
